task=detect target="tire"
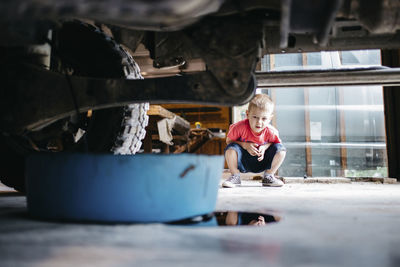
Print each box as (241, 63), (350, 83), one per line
(0, 20), (149, 191)
(57, 20), (149, 154)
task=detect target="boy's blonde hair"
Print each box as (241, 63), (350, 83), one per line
(248, 94), (274, 114)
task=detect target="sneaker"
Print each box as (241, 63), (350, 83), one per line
(222, 173), (241, 188)
(262, 173), (284, 187)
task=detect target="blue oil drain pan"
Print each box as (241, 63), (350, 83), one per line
(26, 153), (224, 223)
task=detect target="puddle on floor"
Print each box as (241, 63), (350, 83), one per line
(167, 211), (281, 227)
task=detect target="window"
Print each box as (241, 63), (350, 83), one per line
(234, 50), (387, 177)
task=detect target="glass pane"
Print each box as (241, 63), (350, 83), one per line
(340, 50), (381, 66)
(342, 86), (387, 177)
(308, 87), (341, 177)
(307, 52), (322, 66)
(274, 88), (307, 177)
(274, 53), (302, 68)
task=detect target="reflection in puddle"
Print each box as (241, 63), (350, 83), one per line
(217, 211), (281, 226)
(168, 211), (281, 227)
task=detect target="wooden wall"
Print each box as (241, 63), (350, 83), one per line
(161, 104), (230, 158)
(161, 104), (231, 132)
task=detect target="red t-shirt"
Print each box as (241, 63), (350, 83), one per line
(227, 119), (281, 145)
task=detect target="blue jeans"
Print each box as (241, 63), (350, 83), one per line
(225, 143), (286, 173)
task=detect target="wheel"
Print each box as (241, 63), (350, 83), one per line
(56, 20), (149, 154)
(0, 20), (149, 192)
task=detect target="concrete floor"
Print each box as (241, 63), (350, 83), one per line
(1, 181), (400, 267)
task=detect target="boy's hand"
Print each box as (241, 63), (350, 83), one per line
(257, 143), (271, 161)
(242, 142), (260, 156)
(257, 145), (265, 161)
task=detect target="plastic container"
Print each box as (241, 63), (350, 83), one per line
(26, 153), (223, 223)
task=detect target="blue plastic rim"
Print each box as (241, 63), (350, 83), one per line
(26, 153), (224, 223)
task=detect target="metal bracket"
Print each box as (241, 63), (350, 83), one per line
(280, 0), (343, 47)
(146, 14), (264, 97)
(185, 14), (263, 97)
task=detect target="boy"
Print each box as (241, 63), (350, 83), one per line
(222, 94), (286, 188)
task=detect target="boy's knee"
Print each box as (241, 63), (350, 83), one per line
(267, 144), (286, 161)
(272, 143), (286, 152)
(276, 150), (286, 158)
(225, 148), (238, 158)
(224, 143), (242, 157)
(266, 143), (286, 155)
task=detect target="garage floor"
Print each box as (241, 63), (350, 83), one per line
(1, 181), (400, 267)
